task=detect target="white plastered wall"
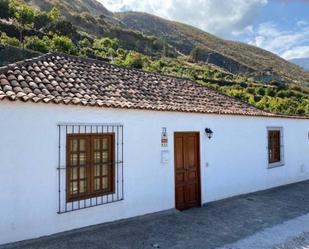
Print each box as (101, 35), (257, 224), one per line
(0, 100), (308, 244)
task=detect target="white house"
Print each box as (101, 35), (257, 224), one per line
(0, 53), (308, 245)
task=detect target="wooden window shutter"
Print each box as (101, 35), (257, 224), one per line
(268, 130), (281, 164)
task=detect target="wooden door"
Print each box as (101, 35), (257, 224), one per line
(174, 132), (201, 210)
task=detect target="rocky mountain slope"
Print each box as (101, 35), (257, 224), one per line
(116, 12), (309, 85)
(25, 0), (113, 18)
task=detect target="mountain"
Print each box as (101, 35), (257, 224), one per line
(116, 12), (309, 85)
(290, 58), (309, 71)
(23, 0), (120, 28)
(8, 0), (309, 86)
(24, 0), (113, 17)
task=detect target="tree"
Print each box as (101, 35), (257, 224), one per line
(116, 48), (126, 59)
(266, 88), (276, 97)
(34, 7), (58, 30)
(190, 46), (203, 62)
(256, 88), (266, 96)
(51, 35), (74, 54)
(124, 52), (143, 69)
(79, 38), (92, 48)
(24, 36), (50, 53)
(34, 12), (50, 30)
(13, 3), (36, 48)
(0, 0), (10, 19)
(93, 37), (119, 51)
(48, 7), (59, 22)
(48, 20), (76, 37)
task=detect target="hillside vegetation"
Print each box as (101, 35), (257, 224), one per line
(116, 12), (309, 85)
(0, 0), (309, 115)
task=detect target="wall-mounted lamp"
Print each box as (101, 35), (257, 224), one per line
(205, 128), (213, 139)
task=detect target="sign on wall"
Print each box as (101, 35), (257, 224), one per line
(161, 127), (168, 147)
(161, 127), (169, 164)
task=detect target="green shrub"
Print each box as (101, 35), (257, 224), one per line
(0, 32), (20, 46)
(79, 38), (92, 48)
(277, 91), (286, 98)
(226, 89), (250, 102)
(266, 88), (276, 97)
(48, 7), (59, 23)
(51, 35), (75, 54)
(124, 52), (144, 69)
(190, 46), (203, 62)
(256, 88), (266, 96)
(116, 48), (126, 59)
(93, 37), (119, 51)
(107, 47), (116, 58)
(80, 12), (96, 23)
(296, 108), (305, 115)
(247, 87), (255, 94)
(48, 20), (77, 37)
(24, 36), (49, 53)
(33, 7), (59, 26)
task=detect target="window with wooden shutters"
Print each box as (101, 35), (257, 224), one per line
(267, 128), (284, 167)
(66, 134), (114, 202)
(57, 124), (123, 214)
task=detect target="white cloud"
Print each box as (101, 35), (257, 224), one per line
(281, 46), (309, 60)
(297, 20), (308, 27)
(99, 0), (267, 37)
(231, 25), (254, 36)
(248, 22), (309, 60)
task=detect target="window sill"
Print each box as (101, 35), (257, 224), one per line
(268, 162), (284, 169)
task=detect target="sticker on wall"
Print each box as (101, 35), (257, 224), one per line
(161, 150), (169, 164)
(161, 127), (168, 147)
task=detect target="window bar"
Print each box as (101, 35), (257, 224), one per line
(121, 125), (124, 200)
(112, 125), (115, 202)
(58, 125), (61, 214)
(101, 125), (104, 205)
(95, 125), (99, 206)
(70, 125), (74, 212)
(107, 125), (109, 204)
(65, 125), (68, 213)
(77, 126), (81, 210)
(117, 125), (119, 200)
(84, 126), (90, 208)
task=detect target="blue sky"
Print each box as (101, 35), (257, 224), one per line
(98, 0), (309, 60)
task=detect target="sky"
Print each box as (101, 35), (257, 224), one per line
(98, 0), (309, 60)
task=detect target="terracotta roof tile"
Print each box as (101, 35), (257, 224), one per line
(0, 53), (307, 119)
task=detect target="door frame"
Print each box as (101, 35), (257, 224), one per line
(174, 131), (202, 210)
